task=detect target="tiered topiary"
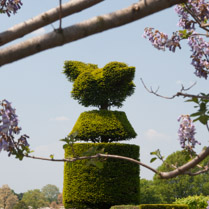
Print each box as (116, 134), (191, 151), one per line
(63, 61), (139, 209)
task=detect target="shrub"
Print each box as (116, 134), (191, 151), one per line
(63, 61), (135, 109)
(70, 110), (137, 143)
(110, 205), (139, 209)
(173, 195), (209, 209)
(63, 143), (140, 209)
(139, 204), (188, 209)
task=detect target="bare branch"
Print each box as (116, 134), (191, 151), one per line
(0, 0), (186, 67)
(0, 0), (104, 46)
(141, 78), (209, 100)
(59, 0), (63, 31)
(184, 165), (209, 176)
(25, 146), (209, 179)
(159, 146), (209, 178)
(26, 153), (159, 174)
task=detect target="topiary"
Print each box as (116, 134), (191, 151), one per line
(63, 143), (140, 209)
(62, 60), (139, 209)
(70, 110), (137, 143)
(63, 61), (135, 109)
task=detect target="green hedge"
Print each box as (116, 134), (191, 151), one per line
(110, 205), (139, 209)
(63, 143), (140, 209)
(70, 110), (137, 142)
(173, 195), (209, 209)
(139, 204), (188, 209)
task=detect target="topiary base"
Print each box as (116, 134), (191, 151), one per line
(63, 143), (140, 209)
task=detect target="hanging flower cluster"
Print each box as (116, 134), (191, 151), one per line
(0, 100), (30, 160)
(177, 114), (200, 151)
(0, 0), (23, 16)
(143, 0), (209, 79)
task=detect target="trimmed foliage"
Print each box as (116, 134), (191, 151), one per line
(63, 143), (140, 209)
(139, 204), (188, 209)
(110, 205), (139, 209)
(70, 110), (137, 143)
(173, 195), (209, 209)
(63, 61), (135, 109)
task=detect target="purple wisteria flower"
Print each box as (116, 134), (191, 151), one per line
(188, 34), (209, 79)
(177, 115), (200, 151)
(143, 28), (181, 52)
(175, 0), (209, 30)
(207, 201), (209, 209)
(0, 0), (23, 16)
(143, 0), (209, 79)
(0, 100), (30, 159)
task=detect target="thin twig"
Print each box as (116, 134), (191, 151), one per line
(140, 78), (209, 100)
(206, 123), (209, 132)
(59, 0), (62, 30)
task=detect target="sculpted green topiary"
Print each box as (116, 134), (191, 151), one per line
(70, 110), (137, 142)
(63, 60), (139, 209)
(63, 143), (140, 209)
(63, 61), (135, 109)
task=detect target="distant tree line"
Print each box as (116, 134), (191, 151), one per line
(0, 184), (63, 209)
(140, 150), (209, 204)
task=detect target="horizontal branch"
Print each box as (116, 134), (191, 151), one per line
(0, 0), (186, 67)
(26, 153), (159, 174)
(0, 0), (104, 46)
(26, 146), (209, 179)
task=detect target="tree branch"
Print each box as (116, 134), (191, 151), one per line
(141, 78), (209, 100)
(0, 0), (104, 46)
(159, 146), (209, 178)
(0, 0), (186, 67)
(25, 146), (209, 179)
(26, 153), (159, 174)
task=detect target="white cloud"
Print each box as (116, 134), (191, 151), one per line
(51, 116), (70, 121)
(144, 129), (169, 141)
(32, 27), (46, 35)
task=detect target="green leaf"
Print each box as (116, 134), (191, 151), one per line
(190, 112), (201, 117)
(185, 97), (199, 104)
(82, 146), (98, 156)
(150, 157), (157, 163)
(199, 115), (209, 125)
(50, 154), (54, 159)
(150, 151), (157, 155)
(63, 144), (68, 149)
(60, 138), (70, 144)
(200, 103), (206, 112)
(86, 159), (104, 169)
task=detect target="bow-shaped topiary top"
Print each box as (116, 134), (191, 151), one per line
(63, 61), (135, 110)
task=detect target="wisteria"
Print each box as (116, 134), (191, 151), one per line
(0, 100), (30, 160)
(143, 28), (181, 52)
(207, 201), (209, 209)
(0, 0), (23, 16)
(143, 0), (209, 79)
(177, 115), (200, 151)
(175, 0), (209, 30)
(188, 34), (209, 79)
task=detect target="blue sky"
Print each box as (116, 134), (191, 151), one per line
(0, 0), (208, 193)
